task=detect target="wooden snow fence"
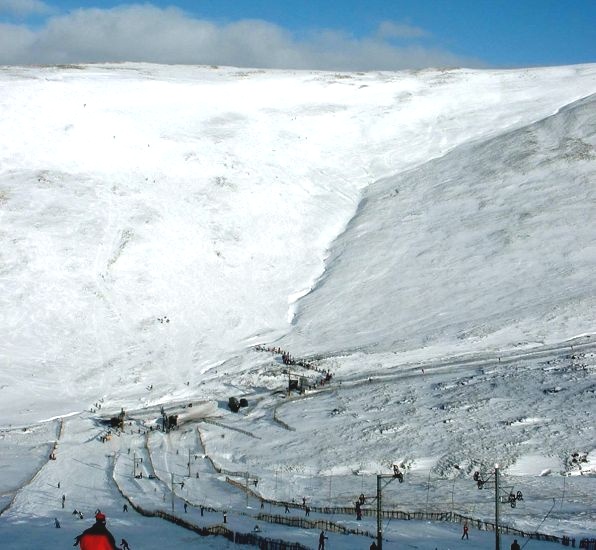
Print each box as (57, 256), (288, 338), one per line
(202, 417), (261, 439)
(451, 512), (568, 544)
(226, 474), (578, 548)
(111, 467), (309, 549)
(194, 433), (578, 549)
(198, 430), (254, 478)
(257, 513), (373, 539)
(115, 502), (310, 549)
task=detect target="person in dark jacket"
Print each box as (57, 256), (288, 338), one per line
(318, 530), (328, 550)
(511, 540), (521, 550)
(73, 512), (117, 550)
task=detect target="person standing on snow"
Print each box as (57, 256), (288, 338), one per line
(318, 530), (328, 550)
(461, 522), (469, 540)
(511, 540), (521, 550)
(73, 512), (117, 549)
(355, 499), (362, 520)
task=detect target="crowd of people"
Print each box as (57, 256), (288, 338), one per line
(56, 345), (568, 550)
(254, 345), (334, 390)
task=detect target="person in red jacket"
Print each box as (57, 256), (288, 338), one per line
(73, 512), (117, 550)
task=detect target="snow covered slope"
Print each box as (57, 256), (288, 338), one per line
(1, 62), (595, 550)
(285, 92), (596, 357)
(1, 63), (595, 425)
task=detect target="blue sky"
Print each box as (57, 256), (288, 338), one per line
(0, 0), (594, 69)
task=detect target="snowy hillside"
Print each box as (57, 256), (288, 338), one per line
(1, 63), (595, 424)
(0, 63), (595, 549)
(285, 93), (596, 357)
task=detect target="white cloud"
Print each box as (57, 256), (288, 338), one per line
(0, 4), (482, 70)
(0, 23), (36, 59)
(0, 0), (52, 17)
(377, 20), (430, 39)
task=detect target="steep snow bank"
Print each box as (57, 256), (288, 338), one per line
(285, 93), (596, 357)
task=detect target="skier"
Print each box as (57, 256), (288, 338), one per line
(318, 530), (328, 550)
(370, 542), (378, 550)
(54, 518), (61, 528)
(184, 502), (188, 513)
(122, 504), (128, 513)
(461, 522), (469, 540)
(511, 540), (521, 550)
(74, 512), (117, 550)
(120, 539), (130, 550)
